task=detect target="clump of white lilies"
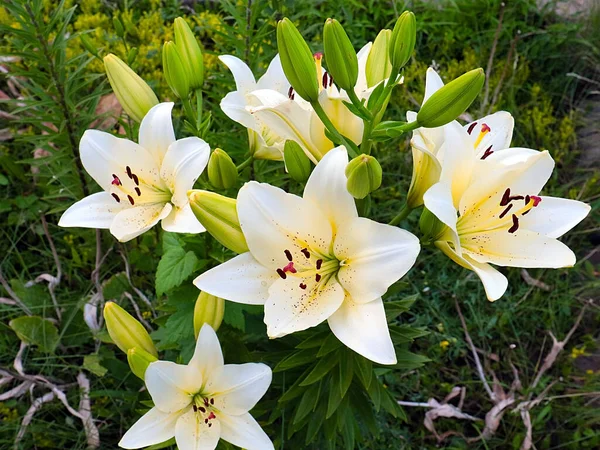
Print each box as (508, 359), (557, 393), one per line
(59, 12), (590, 449)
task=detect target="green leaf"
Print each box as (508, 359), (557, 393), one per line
(354, 354), (373, 390)
(367, 377), (382, 412)
(380, 386), (406, 420)
(274, 349), (317, 372)
(339, 351), (353, 397)
(326, 371), (344, 419)
(9, 316), (59, 352)
(317, 333), (343, 357)
(83, 354), (108, 377)
(389, 325), (429, 344)
(278, 366), (313, 404)
(223, 302), (247, 332)
(296, 331), (328, 349)
(293, 381), (321, 425)
(392, 349), (430, 370)
(384, 294), (418, 321)
(300, 352), (340, 386)
(155, 247), (199, 297)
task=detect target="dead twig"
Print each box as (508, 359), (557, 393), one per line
(14, 391), (55, 448)
(520, 269), (551, 291)
(0, 267), (32, 315)
(77, 372), (100, 449)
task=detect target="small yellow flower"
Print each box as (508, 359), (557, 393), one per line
(586, 369), (594, 375)
(440, 340), (450, 350)
(570, 346), (586, 359)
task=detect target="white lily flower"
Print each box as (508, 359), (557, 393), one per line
(194, 146), (420, 365)
(119, 324), (274, 450)
(423, 123), (590, 301)
(406, 67), (516, 208)
(58, 103), (209, 242)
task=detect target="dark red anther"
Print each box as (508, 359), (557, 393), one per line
(481, 123), (491, 133)
(329, 74), (333, 87)
(135, 187), (141, 196)
(127, 195), (135, 205)
(525, 195), (530, 204)
(132, 173), (139, 186)
(467, 122), (478, 135)
(315, 274), (321, 282)
(480, 146), (494, 160)
(284, 249), (293, 261)
(126, 166), (132, 178)
(199, 406), (206, 413)
(508, 214), (519, 233)
(277, 269), (287, 280)
(499, 203), (513, 219)
(204, 398), (209, 406)
(288, 86), (294, 99)
(291, 93), (295, 100)
(204, 418), (208, 424)
(111, 174), (121, 186)
(208, 423), (212, 428)
(316, 259), (323, 270)
(210, 398), (214, 405)
(314, 52), (323, 60)
(111, 193), (121, 203)
(322, 72), (328, 88)
(301, 248), (310, 258)
(283, 262), (296, 273)
(193, 405), (198, 412)
(531, 195), (542, 207)
(208, 412), (216, 419)
(500, 188), (511, 206)
(299, 283), (307, 290)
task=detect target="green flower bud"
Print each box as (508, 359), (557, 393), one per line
(103, 54), (159, 122)
(113, 17), (125, 38)
(284, 140), (312, 182)
(345, 154), (383, 199)
(419, 207), (447, 242)
(366, 29), (392, 88)
(127, 347), (157, 380)
(389, 11), (416, 75)
(417, 68), (484, 128)
(162, 41), (190, 99)
(174, 17), (204, 90)
(80, 34), (99, 58)
(103, 302), (157, 357)
(323, 18), (358, 92)
(188, 190), (249, 254)
(277, 18), (319, 102)
(193, 292), (225, 338)
(207, 148), (238, 190)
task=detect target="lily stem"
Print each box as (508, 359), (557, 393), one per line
(236, 156), (254, 172)
(346, 89), (373, 119)
(181, 96), (197, 134)
(311, 100), (358, 157)
(388, 203), (413, 226)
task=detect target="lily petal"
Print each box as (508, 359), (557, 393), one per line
(138, 102), (176, 167)
(208, 363), (272, 415)
(328, 297), (396, 365)
(58, 192), (124, 229)
(219, 55), (256, 95)
(221, 91), (259, 131)
(175, 409), (221, 450)
(464, 111), (514, 156)
(256, 54), (290, 96)
(303, 146), (358, 232)
(519, 196), (590, 238)
(219, 412), (274, 450)
(265, 277), (345, 338)
(118, 407), (179, 449)
(423, 182), (461, 253)
(188, 324), (224, 382)
(162, 203), (206, 234)
(194, 253), (277, 305)
(424, 68), (444, 102)
(334, 217), (420, 303)
(145, 361), (200, 413)
(110, 202), (172, 242)
(160, 137), (210, 207)
(437, 121), (476, 202)
(237, 182), (332, 270)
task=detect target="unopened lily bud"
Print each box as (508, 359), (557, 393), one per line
(389, 11), (416, 75)
(277, 18), (319, 102)
(417, 68), (484, 128)
(188, 190), (249, 254)
(113, 17), (125, 38)
(162, 41), (190, 99)
(345, 154), (382, 199)
(80, 34), (99, 58)
(174, 17), (204, 90)
(323, 18), (358, 92)
(366, 29), (392, 88)
(127, 347), (157, 380)
(284, 140), (312, 182)
(419, 207), (447, 242)
(103, 302), (157, 357)
(207, 148), (238, 190)
(103, 54), (159, 122)
(193, 292), (225, 338)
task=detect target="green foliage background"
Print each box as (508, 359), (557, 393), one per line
(0, 0), (599, 448)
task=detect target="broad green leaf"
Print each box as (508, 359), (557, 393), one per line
(300, 352), (340, 386)
(83, 354), (108, 377)
(9, 316), (59, 352)
(155, 247), (199, 296)
(223, 302), (247, 332)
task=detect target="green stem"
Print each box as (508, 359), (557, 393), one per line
(181, 96), (197, 134)
(361, 121), (373, 155)
(195, 89), (203, 131)
(346, 89), (372, 119)
(388, 203), (413, 226)
(311, 100), (358, 157)
(236, 156), (254, 172)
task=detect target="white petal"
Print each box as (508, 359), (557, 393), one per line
(438, 121), (476, 202)
(464, 111), (514, 155)
(80, 130), (164, 192)
(219, 55), (257, 95)
(188, 324), (224, 383)
(237, 182), (332, 270)
(334, 217), (420, 303)
(424, 68), (444, 103)
(138, 102), (176, 167)
(354, 42), (372, 95)
(160, 137), (210, 207)
(58, 192), (124, 229)
(219, 412), (274, 450)
(162, 203), (206, 234)
(265, 277), (345, 338)
(145, 361), (199, 413)
(303, 146), (358, 231)
(221, 91), (260, 131)
(256, 54), (290, 96)
(463, 228), (576, 269)
(328, 297), (396, 365)
(423, 182), (460, 252)
(436, 241), (508, 301)
(175, 409), (221, 450)
(317, 94), (364, 146)
(110, 202), (172, 242)
(119, 407), (179, 449)
(207, 363), (272, 415)
(519, 196), (590, 238)
(406, 140), (443, 208)
(194, 253), (278, 305)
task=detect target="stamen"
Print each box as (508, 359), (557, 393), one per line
(322, 72), (328, 88)
(204, 418), (208, 424)
(301, 248), (310, 258)
(111, 174), (121, 186)
(284, 249), (293, 261)
(135, 187), (141, 196)
(283, 262), (296, 273)
(500, 188), (511, 206)
(508, 214), (519, 233)
(299, 283), (307, 290)
(277, 269), (287, 279)
(111, 193), (121, 203)
(291, 92), (295, 100)
(481, 123), (491, 133)
(208, 412), (216, 419)
(531, 195), (542, 206)
(210, 399), (214, 405)
(199, 406), (206, 413)
(473, 123), (491, 148)
(481, 146), (494, 160)
(132, 173), (139, 186)
(193, 405), (198, 412)
(499, 203), (513, 219)
(467, 122), (478, 135)
(315, 274), (321, 282)
(316, 259), (323, 270)
(126, 166), (132, 178)
(127, 195), (135, 205)
(288, 86), (294, 99)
